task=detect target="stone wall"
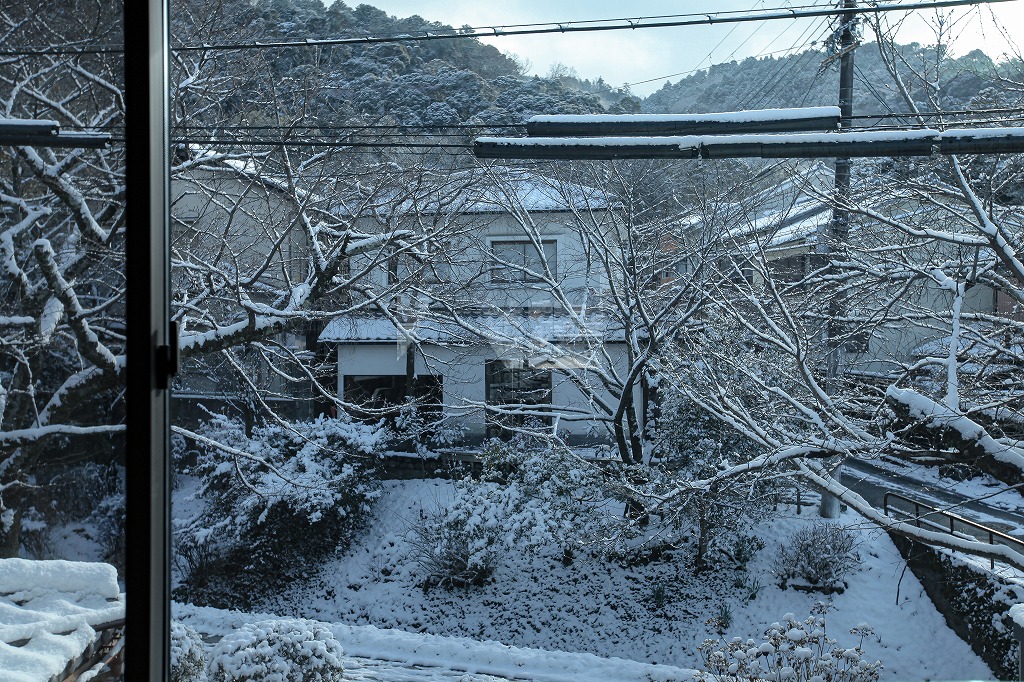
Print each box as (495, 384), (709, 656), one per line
(889, 533), (1022, 680)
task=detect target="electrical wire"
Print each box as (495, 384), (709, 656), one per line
(169, 0), (1014, 53)
(5, 0), (1008, 56)
(62, 107), (1024, 137)
(744, 16), (834, 108)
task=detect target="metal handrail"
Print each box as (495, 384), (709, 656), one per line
(883, 490), (1024, 569)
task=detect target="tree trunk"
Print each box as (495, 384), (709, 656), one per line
(0, 488), (23, 558)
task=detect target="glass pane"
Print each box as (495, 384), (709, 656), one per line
(0, 1), (127, 678)
(491, 240), (524, 281)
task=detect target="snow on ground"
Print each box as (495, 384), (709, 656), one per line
(176, 602), (697, 682)
(235, 478), (995, 682)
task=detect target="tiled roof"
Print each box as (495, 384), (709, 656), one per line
(319, 313), (628, 344)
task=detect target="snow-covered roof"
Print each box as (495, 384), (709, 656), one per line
(0, 559), (125, 682)
(460, 169), (614, 214)
(182, 149), (615, 219)
(184, 147), (329, 207)
(373, 168), (617, 217)
(732, 199), (832, 250)
(319, 313), (628, 344)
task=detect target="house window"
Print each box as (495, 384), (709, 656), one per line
(772, 254), (809, 282)
(343, 374), (443, 421)
(490, 240), (557, 282)
(484, 360), (552, 438)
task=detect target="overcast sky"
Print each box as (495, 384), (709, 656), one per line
(358, 1), (1024, 97)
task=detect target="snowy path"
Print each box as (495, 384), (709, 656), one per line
(307, 656), (514, 681)
(844, 458), (1024, 534)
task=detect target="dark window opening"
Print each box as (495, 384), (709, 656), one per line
(771, 254), (809, 282)
(484, 360), (552, 438)
(343, 374), (443, 422)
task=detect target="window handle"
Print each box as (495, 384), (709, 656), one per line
(156, 320), (179, 390)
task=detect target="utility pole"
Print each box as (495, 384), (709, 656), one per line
(819, 0), (857, 519)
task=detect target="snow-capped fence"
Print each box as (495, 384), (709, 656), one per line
(0, 559), (126, 682)
(883, 491), (1024, 569)
(888, 534), (1022, 679)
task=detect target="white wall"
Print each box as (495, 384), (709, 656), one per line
(337, 341), (639, 444)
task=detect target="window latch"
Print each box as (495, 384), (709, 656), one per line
(156, 320), (179, 390)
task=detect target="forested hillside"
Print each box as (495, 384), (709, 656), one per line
(172, 0), (620, 132)
(172, 0), (1008, 129)
(642, 44), (1000, 115)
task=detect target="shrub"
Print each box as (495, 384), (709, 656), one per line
(650, 395), (778, 571)
(410, 504), (499, 588)
(773, 522), (861, 589)
(698, 608), (883, 682)
(408, 441), (626, 588)
(170, 621), (208, 682)
(480, 439), (622, 551)
(725, 534), (765, 570)
(174, 415), (385, 608)
(208, 619), (344, 682)
(43, 461), (122, 524)
(90, 492), (125, 573)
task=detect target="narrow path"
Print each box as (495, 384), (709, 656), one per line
(841, 458), (1024, 536)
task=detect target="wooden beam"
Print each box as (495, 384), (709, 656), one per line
(474, 128), (1024, 160)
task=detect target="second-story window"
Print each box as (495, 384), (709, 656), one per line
(491, 239), (557, 283)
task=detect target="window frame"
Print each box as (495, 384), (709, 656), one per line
(489, 238), (557, 283)
(123, 1), (172, 678)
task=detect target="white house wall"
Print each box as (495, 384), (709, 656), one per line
(848, 278), (997, 375)
(336, 341), (638, 445)
(349, 208), (610, 312)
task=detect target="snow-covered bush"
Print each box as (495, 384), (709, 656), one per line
(698, 608), (883, 682)
(409, 483), (501, 588)
(207, 618), (344, 682)
(481, 439), (619, 550)
(409, 442), (621, 587)
(43, 461), (123, 524)
(773, 522), (861, 590)
(170, 621), (208, 682)
(90, 491), (125, 572)
(22, 461), (125, 569)
(174, 415), (385, 608)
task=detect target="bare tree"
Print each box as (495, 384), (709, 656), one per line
(0, 1), (128, 556)
(650, 22), (1024, 567)
(0, 0), (471, 559)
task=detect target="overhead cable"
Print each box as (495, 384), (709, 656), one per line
(169, 0), (1016, 53)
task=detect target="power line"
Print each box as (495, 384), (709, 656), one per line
(744, 16), (834, 108)
(169, 0), (1015, 53)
